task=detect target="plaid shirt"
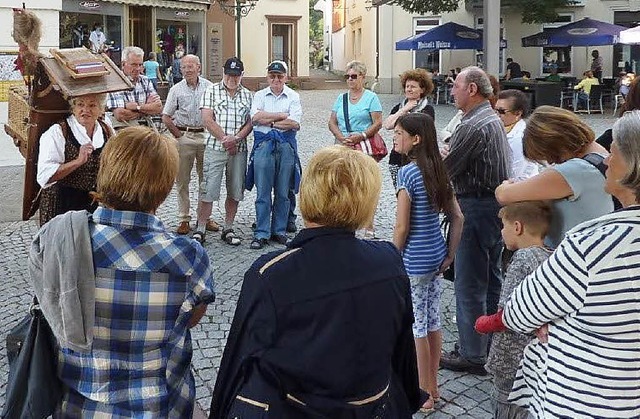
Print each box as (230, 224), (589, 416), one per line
(55, 207), (215, 418)
(200, 81), (253, 152)
(107, 75), (157, 110)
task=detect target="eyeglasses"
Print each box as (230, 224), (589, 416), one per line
(268, 74), (285, 80)
(344, 74), (359, 80)
(495, 108), (512, 115)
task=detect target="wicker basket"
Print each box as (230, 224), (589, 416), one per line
(0, 80), (23, 101)
(6, 85), (30, 158)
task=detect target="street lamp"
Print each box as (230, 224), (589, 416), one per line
(218, 0), (259, 60)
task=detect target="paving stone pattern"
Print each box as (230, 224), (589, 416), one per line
(0, 90), (617, 418)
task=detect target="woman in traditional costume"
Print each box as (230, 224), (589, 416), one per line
(37, 93), (113, 225)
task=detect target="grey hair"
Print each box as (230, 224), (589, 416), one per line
(181, 54), (201, 66)
(346, 60), (367, 76)
(70, 93), (107, 109)
(612, 110), (640, 200)
(461, 66), (493, 98)
(122, 46), (144, 63)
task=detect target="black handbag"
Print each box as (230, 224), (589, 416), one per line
(2, 297), (63, 419)
(440, 216), (455, 282)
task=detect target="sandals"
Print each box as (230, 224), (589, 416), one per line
(250, 238), (268, 250)
(192, 231), (205, 244)
(419, 395), (437, 413)
(221, 229), (241, 246)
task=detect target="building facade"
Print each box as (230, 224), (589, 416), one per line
(330, 0), (640, 94)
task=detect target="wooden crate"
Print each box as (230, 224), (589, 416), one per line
(5, 85), (30, 158)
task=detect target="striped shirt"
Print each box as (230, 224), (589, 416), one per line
(397, 162), (447, 275)
(56, 207), (215, 417)
(503, 207), (640, 418)
(163, 76), (213, 128)
(200, 81), (252, 152)
(107, 75), (157, 110)
(444, 101), (511, 195)
(251, 85), (302, 134)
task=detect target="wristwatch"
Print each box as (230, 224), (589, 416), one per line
(270, 122), (274, 128)
(136, 104), (141, 112)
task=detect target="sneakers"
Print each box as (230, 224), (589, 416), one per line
(270, 234), (288, 245)
(439, 350), (487, 375)
(206, 220), (220, 232)
(286, 220), (297, 233)
(176, 221), (190, 235)
(250, 238), (269, 250)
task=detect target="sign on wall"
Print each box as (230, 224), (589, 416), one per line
(207, 23), (223, 81)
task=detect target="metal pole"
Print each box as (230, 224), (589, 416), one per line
(236, 0), (242, 59)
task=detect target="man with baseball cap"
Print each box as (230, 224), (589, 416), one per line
(192, 57), (253, 245)
(245, 60), (302, 249)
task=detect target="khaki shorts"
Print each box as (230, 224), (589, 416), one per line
(200, 148), (247, 202)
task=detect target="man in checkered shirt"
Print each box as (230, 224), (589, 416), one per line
(107, 46), (162, 130)
(193, 57), (253, 246)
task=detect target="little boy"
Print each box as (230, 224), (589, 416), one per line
(475, 201), (553, 419)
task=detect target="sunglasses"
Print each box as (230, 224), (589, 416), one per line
(495, 108), (511, 115)
(344, 74), (359, 80)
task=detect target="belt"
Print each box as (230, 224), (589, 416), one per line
(177, 126), (205, 133)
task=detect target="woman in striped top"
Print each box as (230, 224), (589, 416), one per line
(502, 110), (640, 418)
(392, 113), (464, 412)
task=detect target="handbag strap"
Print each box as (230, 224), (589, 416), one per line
(342, 93), (352, 133)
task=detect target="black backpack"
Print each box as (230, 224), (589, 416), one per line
(582, 153), (622, 210)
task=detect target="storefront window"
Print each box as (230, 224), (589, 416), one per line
(542, 47), (571, 74)
(60, 1), (123, 66)
(414, 18), (440, 72)
(541, 14), (572, 74)
(155, 9), (204, 79)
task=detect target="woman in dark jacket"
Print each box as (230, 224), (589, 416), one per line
(210, 145), (424, 418)
(383, 68), (435, 187)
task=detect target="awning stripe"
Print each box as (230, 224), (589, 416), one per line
(103, 0), (210, 11)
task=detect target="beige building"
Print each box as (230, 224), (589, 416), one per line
(331, 0), (640, 93)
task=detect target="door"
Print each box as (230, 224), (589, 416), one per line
(129, 6), (153, 56)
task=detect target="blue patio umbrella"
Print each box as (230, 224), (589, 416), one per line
(522, 17), (627, 47)
(396, 22), (504, 51)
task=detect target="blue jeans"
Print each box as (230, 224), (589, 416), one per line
(454, 196), (503, 364)
(254, 140), (295, 239)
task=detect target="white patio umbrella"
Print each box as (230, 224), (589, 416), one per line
(620, 25), (640, 44)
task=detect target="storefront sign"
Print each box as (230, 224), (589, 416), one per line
(175, 11), (190, 18)
(79, 1), (101, 10)
(207, 23), (223, 81)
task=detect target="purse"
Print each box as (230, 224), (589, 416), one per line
(342, 93), (388, 162)
(440, 216), (455, 282)
(2, 297), (63, 419)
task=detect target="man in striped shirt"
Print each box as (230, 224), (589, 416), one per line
(440, 66), (511, 375)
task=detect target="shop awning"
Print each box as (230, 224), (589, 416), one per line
(103, 0), (211, 11)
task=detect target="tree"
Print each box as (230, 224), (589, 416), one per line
(387, 0), (579, 24)
(309, 0), (324, 68)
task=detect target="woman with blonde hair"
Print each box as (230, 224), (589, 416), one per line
(29, 127), (215, 417)
(495, 106), (612, 247)
(383, 68), (435, 186)
(211, 145), (425, 418)
(328, 60), (383, 238)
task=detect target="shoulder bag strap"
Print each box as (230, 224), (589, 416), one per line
(342, 93), (352, 133)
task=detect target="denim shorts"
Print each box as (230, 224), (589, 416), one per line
(409, 272), (442, 338)
(200, 148), (247, 202)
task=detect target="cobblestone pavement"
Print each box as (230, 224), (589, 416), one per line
(0, 90), (617, 418)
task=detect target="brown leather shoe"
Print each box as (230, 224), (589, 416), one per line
(206, 219), (220, 232)
(176, 221), (190, 235)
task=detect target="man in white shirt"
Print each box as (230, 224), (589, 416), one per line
(246, 61), (302, 249)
